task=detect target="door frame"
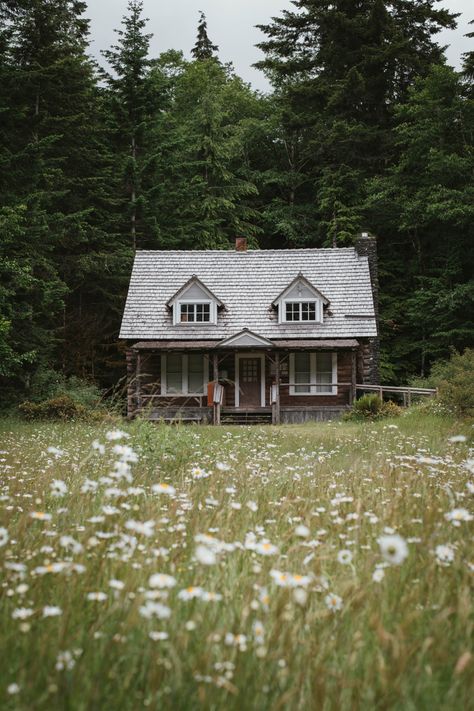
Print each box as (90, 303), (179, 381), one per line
(235, 353), (266, 408)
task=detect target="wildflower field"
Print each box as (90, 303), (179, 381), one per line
(0, 413), (473, 710)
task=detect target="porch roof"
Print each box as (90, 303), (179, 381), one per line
(132, 338), (359, 350)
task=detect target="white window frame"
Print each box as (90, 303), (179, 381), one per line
(279, 299), (323, 324)
(289, 352), (337, 396)
(235, 353), (266, 408)
(173, 299), (217, 326)
(160, 354), (209, 395)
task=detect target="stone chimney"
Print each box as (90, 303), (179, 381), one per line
(235, 237), (247, 252)
(354, 231), (380, 385)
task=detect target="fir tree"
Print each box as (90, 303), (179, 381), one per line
(256, 0), (457, 245)
(191, 11), (218, 61)
(102, 0), (157, 250)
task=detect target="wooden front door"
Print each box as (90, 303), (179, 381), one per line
(238, 357), (262, 407)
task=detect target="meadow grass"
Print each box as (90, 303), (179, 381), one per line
(0, 412), (473, 710)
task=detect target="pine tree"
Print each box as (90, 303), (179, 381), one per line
(151, 58), (261, 248)
(102, 0), (157, 250)
(191, 11), (218, 61)
(256, 0), (457, 245)
(366, 65), (474, 378)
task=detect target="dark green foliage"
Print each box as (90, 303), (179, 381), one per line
(19, 395), (88, 420)
(430, 349), (474, 418)
(191, 11), (218, 61)
(0, 0), (472, 399)
(345, 393), (402, 420)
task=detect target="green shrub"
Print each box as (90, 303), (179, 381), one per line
(345, 393), (402, 421)
(431, 349), (474, 418)
(18, 395), (87, 421)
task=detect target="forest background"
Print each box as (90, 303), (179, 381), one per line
(0, 0), (473, 403)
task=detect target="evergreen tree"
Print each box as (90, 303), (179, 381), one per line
(191, 11), (218, 61)
(256, 0), (457, 245)
(366, 65), (474, 378)
(102, 0), (157, 250)
(151, 58), (261, 248)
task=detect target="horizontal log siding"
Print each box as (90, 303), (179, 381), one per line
(279, 350), (352, 407)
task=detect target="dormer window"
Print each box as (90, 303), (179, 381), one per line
(167, 276), (224, 326)
(284, 301), (320, 322)
(272, 274), (329, 325)
(180, 302), (211, 323)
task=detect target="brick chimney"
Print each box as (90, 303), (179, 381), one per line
(235, 237), (247, 252)
(354, 231), (380, 385)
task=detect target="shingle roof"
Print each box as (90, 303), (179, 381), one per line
(119, 248), (377, 340)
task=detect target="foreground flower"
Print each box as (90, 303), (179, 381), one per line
(43, 606), (62, 617)
(0, 526), (8, 547)
(12, 608), (34, 620)
(86, 592), (107, 602)
(435, 544), (455, 566)
(106, 429), (130, 441)
(125, 519), (155, 537)
(139, 601), (171, 619)
(255, 541), (279, 556)
(30, 511), (52, 521)
(377, 534), (409, 566)
(325, 593), (343, 612)
(372, 567), (385, 583)
(178, 586), (204, 600)
(445, 508), (473, 526)
(148, 573), (177, 589)
(337, 549), (353, 565)
(195, 545), (217, 565)
(270, 569), (311, 588)
(50, 479), (68, 497)
(151, 483), (176, 496)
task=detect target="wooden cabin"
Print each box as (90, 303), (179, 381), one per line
(120, 235), (379, 424)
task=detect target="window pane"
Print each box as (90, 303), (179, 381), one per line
(188, 354), (205, 393)
(302, 302), (316, 321)
(286, 302), (317, 322)
(180, 304), (195, 322)
(196, 303), (210, 322)
(316, 353), (333, 393)
(294, 353), (311, 393)
(166, 354), (183, 393)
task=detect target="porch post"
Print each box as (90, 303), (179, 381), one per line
(274, 352), (281, 425)
(212, 352), (220, 425)
(136, 351), (142, 414)
(350, 350), (357, 405)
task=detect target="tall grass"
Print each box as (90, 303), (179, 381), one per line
(0, 413), (472, 710)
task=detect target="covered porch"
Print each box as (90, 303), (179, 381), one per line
(126, 337), (361, 424)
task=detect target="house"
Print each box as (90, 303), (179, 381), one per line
(119, 234), (379, 424)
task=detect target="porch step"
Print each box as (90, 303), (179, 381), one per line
(221, 410), (273, 426)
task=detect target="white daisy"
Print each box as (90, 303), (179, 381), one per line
(377, 534), (409, 565)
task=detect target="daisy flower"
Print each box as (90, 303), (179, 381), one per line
(255, 542), (279, 556)
(337, 549), (353, 565)
(30, 511), (52, 521)
(43, 606), (62, 617)
(151, 483), (176, 496)
(148, 573), (177, 589)
(178, 586), (204, 601)
(377, 534), (409, 565)
(195, 545), (217, 565)
(50, 480), (68, 497)
(435, 544), (455, 566)
(139, 601), (171, 619)
(325, 593), (343, 612)
(445, 508), (473, 526)
(0, 526), (8, 547)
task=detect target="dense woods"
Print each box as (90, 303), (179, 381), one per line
(0, 0), (473, 402)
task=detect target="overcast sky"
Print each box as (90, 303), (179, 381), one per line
(85, 0), (472, 92)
